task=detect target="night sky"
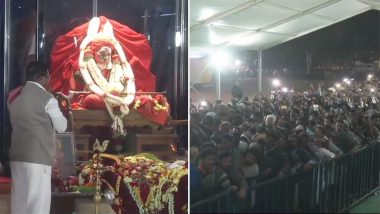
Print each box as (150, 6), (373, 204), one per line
(263, 10), (380, 69)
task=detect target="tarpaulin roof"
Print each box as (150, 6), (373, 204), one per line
(190, 0), (380, 57)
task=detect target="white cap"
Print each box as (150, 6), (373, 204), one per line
(295, 125), (304, 131)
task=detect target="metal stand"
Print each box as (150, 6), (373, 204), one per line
(92, 153), (103, 214)
(91, 139), (108, 214)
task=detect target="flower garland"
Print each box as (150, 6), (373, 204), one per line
(73, 154), (187, 214)
(120, 156), (187, 214)
(133, 95), (169, 112)
(78, 17), (136, 136)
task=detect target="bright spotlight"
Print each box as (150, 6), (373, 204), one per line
(175, 31), (182, 47)
(281, 87), (288, 92)
(343, 78), (348, 83)
(335, 83), (341, 88)
(235, 59), (241, 66)
(370, 88), (375, 92)
(211, 50), (231, 69)
(272, 79), (281, 87)
(200, 101), (207, 106)
(368, 74), (373, 80)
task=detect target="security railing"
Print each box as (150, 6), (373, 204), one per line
(190, 142), (380, 213)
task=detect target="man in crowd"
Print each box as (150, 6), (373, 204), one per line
(190, 147), (218, 203)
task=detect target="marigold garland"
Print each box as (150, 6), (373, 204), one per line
(121, 156), (187, 214)
(133, 95), (169, 113)
(71, 154), (187, 214)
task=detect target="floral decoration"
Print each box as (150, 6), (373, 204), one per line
(52, 153), (187, 214)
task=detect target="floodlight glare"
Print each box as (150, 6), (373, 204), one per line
(335, 83), (341, 88)
(235, 59), (241, 66)
(175, 31), (182, 47)
(368, 74), (373, 80)
(281, 87), (288, 92)
(211, 50), (231, 69)
(200, 101), (207, 106)
(343, 78), (348, 83)
(272, 79), (281, 87)
(370, 88), (375, 92)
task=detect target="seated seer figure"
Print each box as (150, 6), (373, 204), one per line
(48, 17), (188, 214)
(49, 16), (170, 135)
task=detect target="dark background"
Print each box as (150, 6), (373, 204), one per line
(263, 10), (380, 72)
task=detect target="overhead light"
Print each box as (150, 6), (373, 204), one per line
(189, 53), (204, 59)
(230, 32), (259, 46)
(272, 79), (281, 87)
(209, 29), (226, 45)
(199, 8), (218, 21)
(210, 50), (231, 69)
(175, 31), (182, 47)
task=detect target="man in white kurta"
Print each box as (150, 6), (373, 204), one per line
(8, 62), (67, 214)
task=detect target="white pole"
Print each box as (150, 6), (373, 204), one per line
(258, 49), (262, 92)
(93, 0), (98, 17)
(216, 68), (221, 100)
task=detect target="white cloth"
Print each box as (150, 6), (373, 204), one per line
(28, 81), (67, 133)
(11, 161), (52, 214)
(239, 141), (249, 153)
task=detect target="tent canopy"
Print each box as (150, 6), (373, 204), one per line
(190, 0), (380, 57)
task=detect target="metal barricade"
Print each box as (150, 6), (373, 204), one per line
(190, 142), (380, 213)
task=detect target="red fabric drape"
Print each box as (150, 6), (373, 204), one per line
(49, 16), (156, 94)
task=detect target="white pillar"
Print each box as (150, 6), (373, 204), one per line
(216, 68), (221, 100)
(92, 0), (98, 16)
(258, 49), (262, 92)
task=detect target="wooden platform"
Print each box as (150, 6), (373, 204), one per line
(71, 109), (164, 133)
(136, 134), (178, 161)
(69, 109), (179, 161)
(0, 176), (11, 214)
(0, 176), (11, 194)
(51, 192), (113, 214)
(0, 194), (10, 214)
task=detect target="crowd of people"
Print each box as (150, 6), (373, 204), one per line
(190, 74), (380, 204)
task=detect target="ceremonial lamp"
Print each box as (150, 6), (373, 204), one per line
(92, 139), (109, 214)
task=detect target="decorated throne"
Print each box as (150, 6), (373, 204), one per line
(48, 16), (188, 214)
(50, 16), (177, 161)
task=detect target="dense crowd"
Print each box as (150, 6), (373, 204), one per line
(190, 75), (380, 204)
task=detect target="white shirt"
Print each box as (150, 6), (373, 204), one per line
(28, 81), (67, 133)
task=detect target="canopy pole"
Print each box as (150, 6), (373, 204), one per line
(258, 49), (262, 92)
(216, 68), (221, 100)
(92, 0), (98, 17)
